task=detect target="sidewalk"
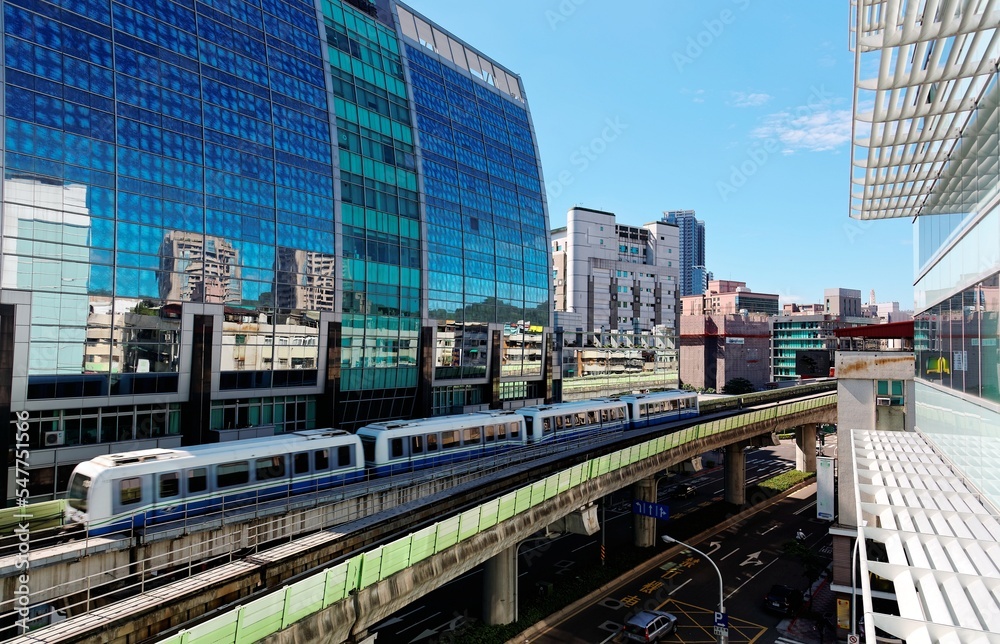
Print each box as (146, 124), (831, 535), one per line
(777, 567), (836, 644)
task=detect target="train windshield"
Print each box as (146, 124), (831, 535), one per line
(360, 436), (376, 463)
(67, 473), (90, 511)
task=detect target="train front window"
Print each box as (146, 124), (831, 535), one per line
(361, 437), (376, 463)
(68, 473), (90, 511)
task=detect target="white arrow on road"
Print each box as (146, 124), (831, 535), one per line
(705, 541), (722, 555)
(740, 551), (764, 567)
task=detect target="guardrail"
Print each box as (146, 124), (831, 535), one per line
(158, 393), (835, 644)
(0, 501), (64, 535)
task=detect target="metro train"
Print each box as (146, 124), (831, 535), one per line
(65, 390), (699, 535)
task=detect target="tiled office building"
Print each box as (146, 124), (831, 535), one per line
(0, 0), (552, 504)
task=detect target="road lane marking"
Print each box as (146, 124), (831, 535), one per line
(572, 542), (593, 553)
(668, 578), (691, 595)
(395, 611), (440, 634)
(720, 548), (740, 561)
(793, 500), (817, 515)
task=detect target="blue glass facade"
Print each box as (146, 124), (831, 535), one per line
(404, 43), (549, 390)
(0, 0), (554, 503)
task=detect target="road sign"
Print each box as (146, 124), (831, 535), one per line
(631, 499), (669, 520)
(714, 611), (728, 628)
(848, 635), (860, 644)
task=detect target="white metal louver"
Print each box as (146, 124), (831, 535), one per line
(852, 429), (1000, 643)
(850, 0), (1000, 220)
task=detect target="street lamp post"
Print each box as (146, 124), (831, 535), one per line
(662, 534), (727, 644)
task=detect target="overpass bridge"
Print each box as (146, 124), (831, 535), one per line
(3, 388), (835, 644)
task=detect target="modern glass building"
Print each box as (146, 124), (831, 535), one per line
(662, 209), (706, 297)
(843, 1), (1000, 640)
(0, 0), (552, 505)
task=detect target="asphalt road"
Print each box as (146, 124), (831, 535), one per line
(530, 487), (832, 643)
(370, 435), (835, 644)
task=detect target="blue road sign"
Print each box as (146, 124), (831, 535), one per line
(631, 499), (669, 521)
(714, 611), (728, 629)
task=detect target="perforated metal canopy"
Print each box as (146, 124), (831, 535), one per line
(852, 429), (1000, 643)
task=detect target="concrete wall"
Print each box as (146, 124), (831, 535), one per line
(835, 351), (914, 528)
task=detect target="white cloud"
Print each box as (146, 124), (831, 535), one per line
(680, 88), (706, 103)
(751, 107), (853, 153)
(731, 91), (772, 108)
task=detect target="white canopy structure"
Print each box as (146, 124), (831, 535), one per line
(850, 0), (1000, 220)
(852, 429), (1000, 642)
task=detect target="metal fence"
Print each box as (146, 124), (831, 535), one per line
(158, 393), (835, 644)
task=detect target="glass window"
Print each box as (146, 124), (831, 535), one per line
(159, 472), (179, 498)
(426, 433), (439, 451)
(391, 438), (404, 458)
(411, 435), (424, 453)
(484, 425), (495, 442)
(217, 462), (249, 488)
(256, 456), (286, 481)
(294, 452), (310, 474)
(442, 430), (458, 449)
(120, 477), (142, 505)
(338, 445), (352, 467)
(463, 426), (481, 444)
(188, 468), (207, 494)
(315, 449), (330, 470)
(509, 422), (520, 439)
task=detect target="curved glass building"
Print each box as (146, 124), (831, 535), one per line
(0, 0), (552, 504)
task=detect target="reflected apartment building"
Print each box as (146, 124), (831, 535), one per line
(0, 0), (553, 504)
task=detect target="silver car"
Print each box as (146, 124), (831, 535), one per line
(622, 610), (677, 642)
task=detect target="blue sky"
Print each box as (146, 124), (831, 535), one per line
(405, 0), (914, 308)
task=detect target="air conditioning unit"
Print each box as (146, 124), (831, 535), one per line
(876, 397), (892, 407)
(44, 430), (65, 447)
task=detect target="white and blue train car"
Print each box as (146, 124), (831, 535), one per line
(516, 398), (629, 444)
(620, 390), (700, 428)
(65, 429), (364, 536)
(357, 410), (527, 477)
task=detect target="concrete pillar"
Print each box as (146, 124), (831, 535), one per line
(633, 477), (657, 547)
(796, 424), (818, 472)
(482, 544), (516, 625)
(724, 444), (746, 506)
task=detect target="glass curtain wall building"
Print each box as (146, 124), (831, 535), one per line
(847, 1), (1000, 640)
(0, 0), (552, 504)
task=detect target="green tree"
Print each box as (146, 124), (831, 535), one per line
(722, 377), (755, 395)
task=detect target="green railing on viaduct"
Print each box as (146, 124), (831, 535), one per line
(160, 392), (835, 644)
